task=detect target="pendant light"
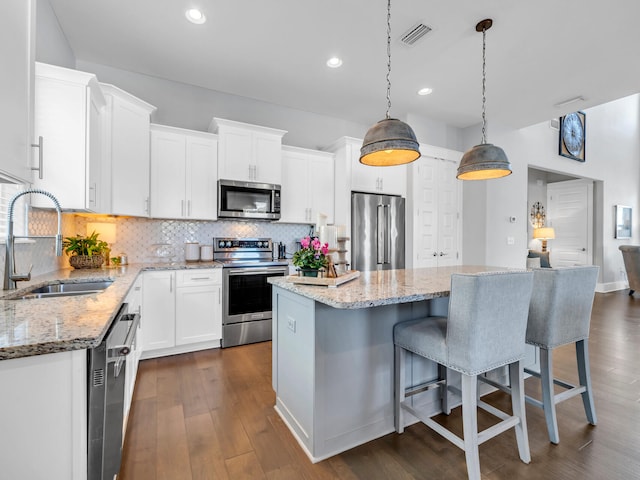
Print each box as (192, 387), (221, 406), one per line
(457, 19), (512, 180)
(360, 0), (420, 166)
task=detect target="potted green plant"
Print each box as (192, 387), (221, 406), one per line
(63, 231), (109, 269)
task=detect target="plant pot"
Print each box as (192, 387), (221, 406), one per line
(69, 254), (104, 269)
(300, 268), (320, 277)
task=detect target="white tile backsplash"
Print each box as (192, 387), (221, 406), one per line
(1, 209), (311, 286)
(72, 216), (312, 263)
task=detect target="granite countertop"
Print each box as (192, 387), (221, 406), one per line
(0, 261), (223, 361)
(268, 265), (511, 309)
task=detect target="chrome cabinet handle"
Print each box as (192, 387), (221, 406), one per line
(31, 136), (43, 179)
(181, 199), (185, 216)
(187, 200), (191, 216)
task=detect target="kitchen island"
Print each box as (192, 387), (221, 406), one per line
(268, 266), (532, 463)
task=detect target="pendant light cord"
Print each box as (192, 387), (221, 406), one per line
(481, 25), (487, 144)
(385, 0), (392, 120)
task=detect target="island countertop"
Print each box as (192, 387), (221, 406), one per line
(0, 262), (223, 360)
(268, 265), (511, 309)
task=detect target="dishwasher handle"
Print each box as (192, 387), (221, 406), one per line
(111, 312), (141, 357)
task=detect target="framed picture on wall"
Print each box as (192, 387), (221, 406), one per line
(615, 205), (632, 239)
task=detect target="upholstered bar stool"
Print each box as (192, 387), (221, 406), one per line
(394, 271), (534, 480)
(524, 265), (599, 444)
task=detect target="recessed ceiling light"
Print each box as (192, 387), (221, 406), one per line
(185, 8), (206, 24)
(417, 87), (433, 96)
(326, 57), (343, 68)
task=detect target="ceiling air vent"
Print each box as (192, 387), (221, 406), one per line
(400, 22), (432, 46)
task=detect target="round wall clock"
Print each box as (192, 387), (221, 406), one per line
(559, 111), (586, 161)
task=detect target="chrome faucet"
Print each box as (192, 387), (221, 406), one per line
(3, 188), (63, 290)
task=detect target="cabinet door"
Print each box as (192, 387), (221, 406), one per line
(109, 97), (152, 216)
(32, 64), (104, 210)
(280, 149), (310, 223)
(350, 151), (381, 194)
(309, 154), (334, 225)
(141, 271), (176, 351)
(33, 76), (88, 209)
(0, 0), (34, 183)
(150, 129), (186, 218)
(217, 127), (252, 181)
(175, 284), (221, 345)
(186, 135), (217, 220)
(350, 148), (407, 196)
(253, 132), (282, 184)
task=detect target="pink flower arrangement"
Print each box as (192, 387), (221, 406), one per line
(293, 236), (330, 270)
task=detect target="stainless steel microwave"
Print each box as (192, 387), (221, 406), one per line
(218, 179), (281, 221)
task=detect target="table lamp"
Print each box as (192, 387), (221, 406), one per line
(533, 227), (555, 253)
(87, 222), (116, 266)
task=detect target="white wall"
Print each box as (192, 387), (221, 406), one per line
(462, 94), (640, 289)
(35, 0), (74, 68)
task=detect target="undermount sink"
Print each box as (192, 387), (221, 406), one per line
(9, 280), (114, 300)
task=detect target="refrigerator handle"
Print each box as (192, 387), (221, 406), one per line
(377, 205), (385, 265)
(377, 204), (391, 265)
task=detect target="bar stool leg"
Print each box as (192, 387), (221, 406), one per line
(395, 345), (406, 433)
(576, 339), (597, 425)
(461, 374), (481, 480)
(540, 347), (560, 444)
(509, 360), (531, 463)
(438, 364), (450, 415)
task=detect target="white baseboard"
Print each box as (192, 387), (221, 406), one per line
(596, 281), (628, 293)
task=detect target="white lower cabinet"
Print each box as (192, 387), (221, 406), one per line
(175, 270), (222, 345)
(141, 269), (222, 358)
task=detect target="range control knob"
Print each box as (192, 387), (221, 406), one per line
(225, 241), (232, 247)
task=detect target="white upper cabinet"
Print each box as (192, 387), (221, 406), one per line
(32, 62), (106, 211)
(327, 136), (407, 205)
(281, 145), (334, 224)
(100, 83), (156, 217)
(0, 0), (34, 184)
(210, 117), (286, 185)
(150, 124), (218, 220)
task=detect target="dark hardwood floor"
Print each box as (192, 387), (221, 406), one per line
(120, 291), (640, 479)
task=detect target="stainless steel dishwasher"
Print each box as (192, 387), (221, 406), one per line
(87, 303), (140, 480)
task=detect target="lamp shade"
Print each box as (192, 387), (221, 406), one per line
(533, 227), (555, 240)
(456, 143), (512, 180)
(360, 118), (420, 166)
(87, 222), (116, 244)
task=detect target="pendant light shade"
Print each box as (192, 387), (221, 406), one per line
(457, 19), (512, 180)
(360, 118), (420, 166)
(360, 0), (420, 167)
(457, 143), (511, 180)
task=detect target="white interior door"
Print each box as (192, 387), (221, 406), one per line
(411, 157), (460, 268)
(547, 180), (593, 266)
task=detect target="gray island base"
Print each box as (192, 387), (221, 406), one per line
(269, 266), (535, 462)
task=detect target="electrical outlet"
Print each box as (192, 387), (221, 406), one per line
(287, 318), (296, 333)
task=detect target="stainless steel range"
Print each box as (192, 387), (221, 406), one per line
(214, 237), (289, 348)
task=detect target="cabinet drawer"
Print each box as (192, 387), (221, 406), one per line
(175, 269), (222, 287)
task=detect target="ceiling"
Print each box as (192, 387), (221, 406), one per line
(47, 0), (640, 130)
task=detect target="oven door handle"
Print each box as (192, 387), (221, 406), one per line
(227, 267), (288, 275)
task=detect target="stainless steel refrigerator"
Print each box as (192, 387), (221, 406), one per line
(351, 192), (405, 271)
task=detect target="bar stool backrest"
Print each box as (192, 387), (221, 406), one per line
(526, 266), (599, 349)
(446, 271), (534, 376)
